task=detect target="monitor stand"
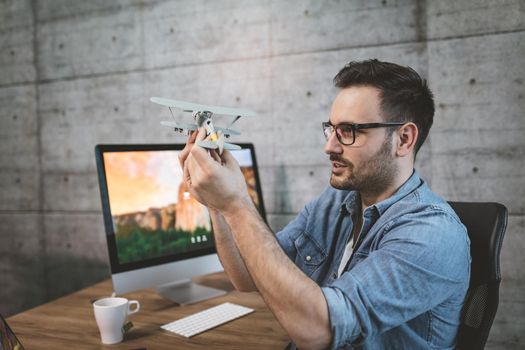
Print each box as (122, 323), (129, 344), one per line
(156, 279), (226, 305)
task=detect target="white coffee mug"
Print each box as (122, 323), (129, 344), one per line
(93, 297), (140, 344)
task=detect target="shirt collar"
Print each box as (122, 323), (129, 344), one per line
(340, 170), (423, 217)
(341, 191), (359, 217)
(373, 170), (422, 215)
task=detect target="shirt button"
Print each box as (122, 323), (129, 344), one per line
(306, 255), (312, 262)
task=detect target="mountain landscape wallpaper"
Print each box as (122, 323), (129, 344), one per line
(103, 150), (258, 264)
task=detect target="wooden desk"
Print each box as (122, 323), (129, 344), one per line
(7, 272), (290, 349)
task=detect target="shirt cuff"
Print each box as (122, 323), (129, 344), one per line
(322, 286), (359, 350)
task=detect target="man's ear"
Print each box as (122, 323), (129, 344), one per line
(395, 122), (418, 157)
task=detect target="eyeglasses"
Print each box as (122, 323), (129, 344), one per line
(322, 121), (405, 146)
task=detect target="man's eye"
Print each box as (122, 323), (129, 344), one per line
(339, 126), (353, 133)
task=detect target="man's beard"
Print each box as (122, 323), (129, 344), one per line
(329, 137), (398, 196)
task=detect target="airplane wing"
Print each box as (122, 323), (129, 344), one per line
(197, 140), (242, 151)
(223, 142), (242, 150)
(204, 105), (257, 118)
(160, 121), (198, 131)
(215, 127), (240, 136)
(151, 97), (206, 112)
(197, 140), (218, 149)
(151, 97), (257, 117)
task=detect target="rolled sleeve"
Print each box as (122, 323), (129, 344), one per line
(322, 285), (360, 350)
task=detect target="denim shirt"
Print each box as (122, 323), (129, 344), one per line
(276, 171), (471, 350)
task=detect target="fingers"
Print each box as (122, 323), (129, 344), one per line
(210, 149), (222, 163)
(178, 131), (198, 169)
(220, 150), (240, 170)
(183, 154), (192, 188)
(184, 151), (205, 193)
(184, 152), (209, 206)
(186, 128), (222, 186)
(190, 141), (218, 170)
(196, 127), (207, 141)
(179, 127), (209, 170)
(189, 129), (198, 143)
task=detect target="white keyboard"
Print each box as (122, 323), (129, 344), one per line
(161, 302), (255, 338)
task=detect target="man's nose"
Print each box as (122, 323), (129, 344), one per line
(324, 131), (343, 155)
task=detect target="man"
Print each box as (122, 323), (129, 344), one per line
(180, 59), (471, 349)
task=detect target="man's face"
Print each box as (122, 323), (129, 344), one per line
(324, 86), (398, 195)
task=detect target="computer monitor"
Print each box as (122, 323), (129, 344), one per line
(95, 143), (266, 305)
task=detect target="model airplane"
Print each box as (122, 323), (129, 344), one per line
(150, 97), (256, 154)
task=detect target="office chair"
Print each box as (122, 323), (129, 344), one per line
(448, 202), (508, 350)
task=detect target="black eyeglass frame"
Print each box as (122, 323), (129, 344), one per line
(322, 121), (406, 146)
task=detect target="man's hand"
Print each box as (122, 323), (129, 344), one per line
(179, 129), (222, 169)
(184, 129), (251, 214)
(179, 129), (258, 292)
(178, 129), (198, 170)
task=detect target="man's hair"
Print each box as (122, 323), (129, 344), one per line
(333, 59), (435, 156)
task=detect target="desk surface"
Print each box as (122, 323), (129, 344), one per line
(8, 272), (290, 349)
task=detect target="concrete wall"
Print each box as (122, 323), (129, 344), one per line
(1, 0), (523, 348)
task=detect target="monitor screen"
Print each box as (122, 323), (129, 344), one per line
(95, 144), (266, 275)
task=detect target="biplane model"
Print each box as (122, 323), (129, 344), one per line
(150, 97), (257, 154)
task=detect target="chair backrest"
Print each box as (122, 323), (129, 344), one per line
(448, 202), (508, 350)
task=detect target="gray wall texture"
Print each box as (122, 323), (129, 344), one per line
(0, 0), (524, 348)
